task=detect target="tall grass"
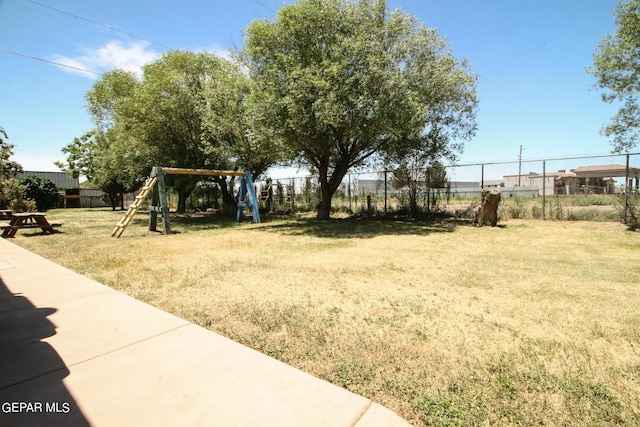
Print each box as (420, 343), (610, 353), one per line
(496, 195), (622, 222)
(11, 209), (640, 426)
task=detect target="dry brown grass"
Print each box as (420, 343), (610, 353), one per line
(11, 208), (640, 426)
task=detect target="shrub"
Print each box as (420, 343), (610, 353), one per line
(621, 194), (640, 231)
(18, 176), (60, 211)
(548, 197), (565, 220)
(502, 195), (527, 219)
(4, 178), (36, 212)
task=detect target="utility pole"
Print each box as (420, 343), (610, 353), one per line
(518, 145), (522, 186)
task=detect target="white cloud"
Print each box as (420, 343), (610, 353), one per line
(50, 41), (245, 79)
(50, 40), (161, 79)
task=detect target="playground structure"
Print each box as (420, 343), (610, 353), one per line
(259, 180), (294, 213)
(112, 166), (260, 238)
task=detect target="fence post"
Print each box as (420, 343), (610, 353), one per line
(384, 170), (388, 215)
(290, 178), (295, 213)
(542, 160), (546, 220)
(426, 167), (431, 213)
(481, 164), (485, 189)
(348, 174), (352, 213)
(624, 154), (630, 224)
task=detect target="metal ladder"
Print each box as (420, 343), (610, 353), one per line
(111, 176), (157, 238)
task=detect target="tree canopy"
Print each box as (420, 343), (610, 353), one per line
(18, 175), (60, 212)
(61, 50), (281, 212)
(242, 0), (477, 218)
(589, 0), (640, 152)
(56, 129), (138, 210)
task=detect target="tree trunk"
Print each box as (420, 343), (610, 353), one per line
(174, 180), (196, 213)
(107, 192), (118, 211)
(475, 189), (501, 226)
(316, 157), (349, 220)
(215, 177), (238, 215)
(317, 184), (332, 220)
(177, 191), (188, 213)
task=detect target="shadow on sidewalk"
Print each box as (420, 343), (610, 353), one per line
(0, 276), (90, 426)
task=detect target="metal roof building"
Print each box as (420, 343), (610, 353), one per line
(16, 171), (79, 190)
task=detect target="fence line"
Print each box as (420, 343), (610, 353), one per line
(131, 152), (640, 223)
(258, 152), (640, 222)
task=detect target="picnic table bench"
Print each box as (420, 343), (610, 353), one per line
(0, 212), (63, 238)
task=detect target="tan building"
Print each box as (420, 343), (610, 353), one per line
(503, 164), (640, 196)
(570, 164), (639, 194)
(502, 172), (558, 196)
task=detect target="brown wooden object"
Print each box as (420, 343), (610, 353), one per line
(475, 189), (501, 227)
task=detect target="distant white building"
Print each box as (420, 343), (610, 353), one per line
(502, 172), (558, 196)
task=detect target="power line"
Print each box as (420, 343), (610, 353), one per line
(24, 0), (172, 50)
(450, 152), (640, 168)
(0, 49), (102, 76)
(253, 0), (277, 14)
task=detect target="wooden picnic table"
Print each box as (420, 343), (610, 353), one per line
(1, 212), (63, 238)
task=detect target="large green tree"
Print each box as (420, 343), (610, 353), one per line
(242, 0), (477, 219)
(199, 58), (285, 213)
(589, 0), (640, 152)
(136, 50), (283, 212)
(56, 130), (142, 210)
(75, 50), (281, 213)
(81, 69), (151, 209)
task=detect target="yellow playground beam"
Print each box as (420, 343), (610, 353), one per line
(160, 167), (245, 177)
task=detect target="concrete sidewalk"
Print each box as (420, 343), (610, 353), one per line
(0, 238), (411, 426)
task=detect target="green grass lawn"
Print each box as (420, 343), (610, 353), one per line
(10, 208), (640, 426)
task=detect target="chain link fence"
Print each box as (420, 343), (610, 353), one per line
(254, 152), (640, 223)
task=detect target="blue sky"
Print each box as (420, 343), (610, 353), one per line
(0, 0), (627, 181)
